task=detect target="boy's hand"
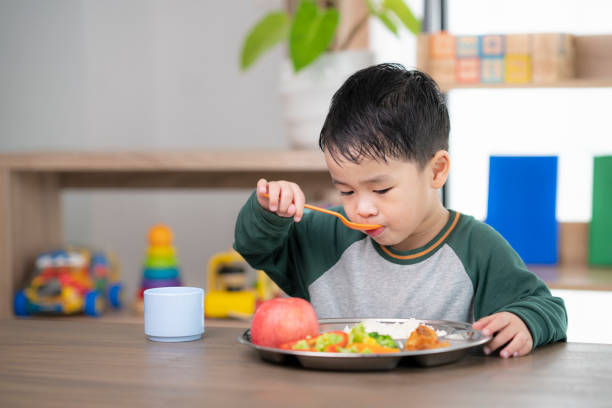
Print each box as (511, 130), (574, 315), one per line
(472, 312), (533, 358)
(256, 178), (305, 222)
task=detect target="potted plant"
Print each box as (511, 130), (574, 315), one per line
(240, 0), (421, 149)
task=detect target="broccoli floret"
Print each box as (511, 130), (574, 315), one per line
(368, 331), (398, 348)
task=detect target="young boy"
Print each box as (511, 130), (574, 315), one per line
(234, 63), (567, 358)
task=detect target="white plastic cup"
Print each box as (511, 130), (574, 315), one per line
(144, 287), (205, 342)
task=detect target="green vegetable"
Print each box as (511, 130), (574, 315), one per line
(291, 339), (313, 350)
(313, 332), (344, 352)
(369, 332), (398, 349)
(338, 345), (373, 354)
(348, 322), (367, 344)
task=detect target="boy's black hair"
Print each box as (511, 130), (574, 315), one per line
(319, 63), (449, 169)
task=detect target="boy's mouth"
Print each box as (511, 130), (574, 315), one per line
(365, 226), (385, 237)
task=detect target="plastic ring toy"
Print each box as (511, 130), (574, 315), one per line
(143, 267), (179, 280)
(145, 256), (178, 269)
(141, 278), (181, 289)
(147, 246), (175, 259)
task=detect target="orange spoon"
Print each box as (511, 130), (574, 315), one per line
(260, 193), (382, 231)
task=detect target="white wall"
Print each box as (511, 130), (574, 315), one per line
(0, 0), (287, 298)
(551, 289), (612, 344)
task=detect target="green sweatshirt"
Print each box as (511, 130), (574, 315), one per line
(234, 192), (567, 348)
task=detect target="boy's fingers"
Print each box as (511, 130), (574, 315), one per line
(473, 314), (495, 329)
(516, 337), (533, 357)
(267, 183), (280, 211)
(286, 204), (296, 217)
(500, 331), (529, 358)
(484, 326), (514, 355)
(292, 185), (305, 222)
(505, 328), (533, 357)
(478, 313), (510, 337)
(256, 179), (270, 209)
(278, 183), (294, 214)
(257, 178), (268, 195)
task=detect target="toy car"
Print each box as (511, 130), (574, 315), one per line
(13, 248), (123, 317)
(204, 249), (284, 319)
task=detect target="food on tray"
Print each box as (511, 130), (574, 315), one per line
(276, 320), (451, 354)
(248, 295), (452, 353)
(404, 324), (450, 351)
(279, 322), (400, 354)
(250, 297), (320, 347)
(280, 331), (349, 352)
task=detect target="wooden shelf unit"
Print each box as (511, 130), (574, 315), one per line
(417, 34), (612, 91)
(0, 150), (329, 318)
(0, 151), (610, 319)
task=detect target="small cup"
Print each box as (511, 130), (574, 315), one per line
(144, 287), (204, 342)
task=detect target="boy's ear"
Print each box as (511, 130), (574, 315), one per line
(429, 150), (450, 189)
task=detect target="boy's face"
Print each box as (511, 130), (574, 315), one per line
(324, 151), (444, 251)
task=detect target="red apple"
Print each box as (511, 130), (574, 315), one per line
(250, 297), (320, 348)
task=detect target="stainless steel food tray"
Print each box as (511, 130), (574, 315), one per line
(238, 318), (491, 371)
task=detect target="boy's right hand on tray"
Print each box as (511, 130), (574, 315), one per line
(257, 178), (305, 222)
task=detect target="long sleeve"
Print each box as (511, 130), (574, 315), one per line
(233, 191), (368, 301)
(233, 191), (308, 298)
(450, 218), (568, 349)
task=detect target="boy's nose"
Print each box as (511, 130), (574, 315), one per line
(356, 199), (378, 218)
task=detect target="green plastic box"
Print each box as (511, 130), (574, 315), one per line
(589, 156), (612, 266)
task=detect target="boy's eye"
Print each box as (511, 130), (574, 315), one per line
(339, 191), (353, 196)
(374, 188), (392, 194)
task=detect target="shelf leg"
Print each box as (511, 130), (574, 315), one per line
(0, 171), (62, 318)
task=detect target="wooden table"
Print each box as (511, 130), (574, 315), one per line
(1, 319), (610, 407)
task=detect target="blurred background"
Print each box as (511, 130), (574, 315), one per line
(1, 0), (611, 340)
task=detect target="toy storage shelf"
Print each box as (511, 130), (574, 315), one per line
(0, 150), (330, 318)
(418, 34), (612, 92)
(1, 151), (611, 318)
(438, 78), (612, 92)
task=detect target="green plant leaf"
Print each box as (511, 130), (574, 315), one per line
(376, 10), (399, 36)
(289, 1), (339, 72)
(367, 0), (398, 36)
(383, 0), (421, 35)
(240, 12), (291, 71)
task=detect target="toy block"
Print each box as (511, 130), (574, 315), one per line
(429, 32), (455, 59)
(532, 33), (575, 82)
(505, 54), (531, 84)
(589, 156), (612, 266)
(456, 36), (479, 58)
(428, 58), (455, 85)
(481, 56), (504, 83)
(505, 34), (531, 54)
(486, 156), (559, 264)
(480, 35), (504, 57)
(455, 57), (480, 84)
